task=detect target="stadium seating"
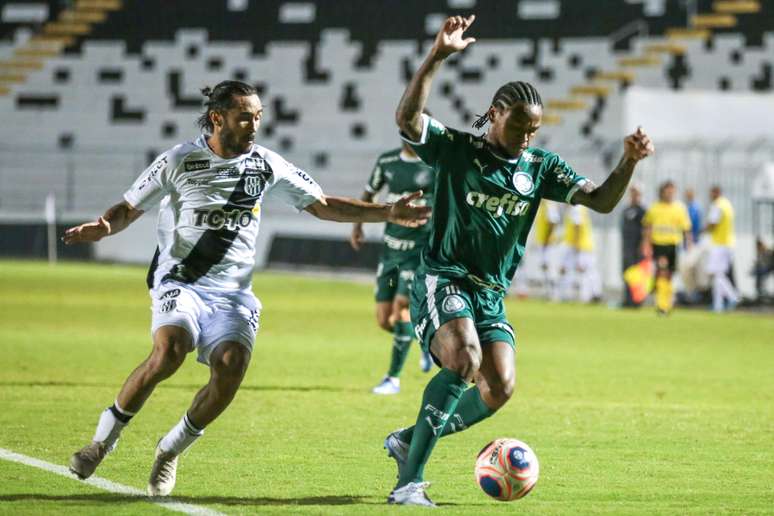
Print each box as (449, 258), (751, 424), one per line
(0, 0), (771, 229)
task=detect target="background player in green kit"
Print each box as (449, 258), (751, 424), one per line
(384, 15), (655, 506)
(351, 143), (436, 395)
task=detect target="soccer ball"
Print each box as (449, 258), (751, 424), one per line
(474, 438), (539, 501)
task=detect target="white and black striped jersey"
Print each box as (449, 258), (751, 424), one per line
(124, 135), (324, 292)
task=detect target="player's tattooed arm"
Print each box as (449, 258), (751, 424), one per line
(573, 127), (655, 213)
(396, 15), (476, 140)
(63, 201), (144, 244)
(306, 191), (431, 227)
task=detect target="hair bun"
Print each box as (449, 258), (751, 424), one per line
(201, 86), (213, 98)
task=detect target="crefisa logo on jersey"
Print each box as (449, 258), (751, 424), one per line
(512, 172), (534, 195)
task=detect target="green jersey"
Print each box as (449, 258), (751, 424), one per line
(403, 114), (588, 292)
(366, 148), (435, 254)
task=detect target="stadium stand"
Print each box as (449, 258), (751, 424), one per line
(0, 0), (771, 275)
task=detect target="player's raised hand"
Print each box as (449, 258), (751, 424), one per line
(432, 15), (476, 59)
(389, 190), (432, 227)
(624, 126), (655, 162)
(350, 224), (365, 251)
(63, 216), (111, 244)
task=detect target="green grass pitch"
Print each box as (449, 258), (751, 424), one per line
(0, 260), (772, 515)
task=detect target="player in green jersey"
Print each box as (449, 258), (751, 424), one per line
(384, 15), (655, 506)
(351, 144), (436, 395)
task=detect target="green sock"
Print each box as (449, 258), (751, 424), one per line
(387, 321), (413, 378)
(398, 386), (495, 443)
(398, 368), (467, 486)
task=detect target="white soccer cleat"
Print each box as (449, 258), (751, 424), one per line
(384, 429), (410, 482)
(388, 481), (436, 507)
(147, 443), (179, 496)
(372, 376), (400, 395)
(69, 441), (110, 479)
(419, 351), (433, 373)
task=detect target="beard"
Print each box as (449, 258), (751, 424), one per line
(218, 125), (252, 156)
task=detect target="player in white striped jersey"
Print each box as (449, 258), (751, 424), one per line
(63, 81), (430, 496)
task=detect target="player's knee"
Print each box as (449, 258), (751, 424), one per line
(450, 342), (481, 378)
(489, 374), (516, 408)
(212, 343), (250, 381)
(375, 309), (393, 332)
(147, 337), (187, 377)
(376, 316), (393, 333)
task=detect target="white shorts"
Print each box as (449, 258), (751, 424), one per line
(705, 245), (733, 275)
(150, 281), (261, 365)
(561, 246), (595, 272)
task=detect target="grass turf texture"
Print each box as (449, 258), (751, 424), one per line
(0, 260), (772, 515)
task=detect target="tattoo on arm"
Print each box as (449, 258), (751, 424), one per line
(396, 55), (444, 140)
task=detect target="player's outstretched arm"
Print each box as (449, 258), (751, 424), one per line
(573, 127), (655, 214)
(396, 15), (476, 140)
(305, 191), (431, 227)
(62, 200), (144, 244)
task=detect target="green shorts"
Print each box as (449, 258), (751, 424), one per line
(410, 270), (516, 355)
(375, 252), (422, 302)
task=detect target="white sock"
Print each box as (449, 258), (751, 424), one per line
(713, 274), (739, 311)
(93, 401), (134, 451)
(159, 414), (204, 455)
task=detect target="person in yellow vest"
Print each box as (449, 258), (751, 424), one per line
(534, 200), (562, 299)
(704, 185), (739, 312)
(642, 181), (692, 314)
(559, 204), (601, 302)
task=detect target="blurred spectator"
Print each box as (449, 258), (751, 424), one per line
(684, 188), (702, 246)
(704, 185), (739, 312)
(559, 205), (601, 303)
(621, 185), (646, 306)
(642, 181), (692, 315)
(752, 238), (773, 299)
(533, 200), (562, 300)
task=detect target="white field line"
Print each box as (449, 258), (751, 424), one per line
(0, 447), (224, 516)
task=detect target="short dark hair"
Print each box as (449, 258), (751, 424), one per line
(473, 81), (543, 129)
(197, 80), (258, 133)
(659, 180), (675, 197)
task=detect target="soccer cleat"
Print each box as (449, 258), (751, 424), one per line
(147, 442), (179, 496)
(69, 441), (110, 479)
(372, 376), (400, 395)
(419, 351), (433, 373)
(388, 481), (436, 507)
(384, 429), (410, 483)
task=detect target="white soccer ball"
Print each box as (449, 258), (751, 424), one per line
(474, 438), (539, 501)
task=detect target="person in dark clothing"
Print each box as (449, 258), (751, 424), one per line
(621, 185), (646, 306)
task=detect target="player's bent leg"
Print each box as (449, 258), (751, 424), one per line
(375, 301), (394, 333)
(69, 325), (192, 480)
(148, 340), (251, 496)
(187, 340), (251, 427)
(397, 339), (514, 445)
(475, 341), (516, 410)
(390, 318), (478, 500)
(118, 325), (192, 412)
(373, 300), (403, 394)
